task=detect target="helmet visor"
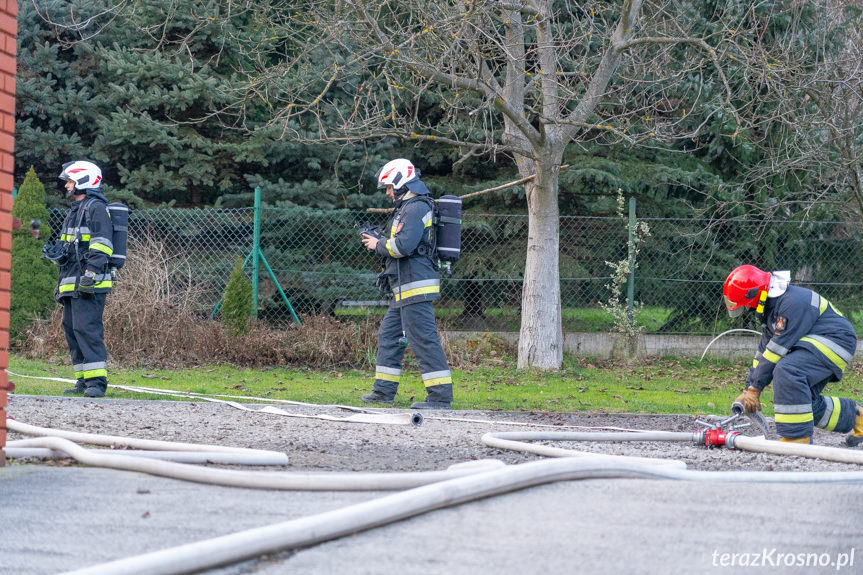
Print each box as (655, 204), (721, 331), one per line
(724, 295), (745, 318)
(374, 167), (385, 188)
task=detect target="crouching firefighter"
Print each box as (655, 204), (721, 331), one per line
(723, 265), (863, 446)
(46, 161), (114, 398)
(360, 158), (454, 409)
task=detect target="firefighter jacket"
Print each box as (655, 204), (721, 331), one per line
(56, 190), (114, 297)
(374, 192), (439, 309)
(746, 285), (857, 391)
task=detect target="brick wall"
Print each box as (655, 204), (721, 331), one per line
(0, 0), (17, 465)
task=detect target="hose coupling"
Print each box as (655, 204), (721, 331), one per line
(694, 428), (740, 448)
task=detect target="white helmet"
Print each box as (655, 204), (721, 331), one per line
(59, 160), (103, 190)
(375, 158), (417, 192)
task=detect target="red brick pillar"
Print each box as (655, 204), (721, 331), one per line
(0, 0), (17, 465)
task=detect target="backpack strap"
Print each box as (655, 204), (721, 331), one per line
(400, 195), (438, 261)
(73, 198), (96, 240)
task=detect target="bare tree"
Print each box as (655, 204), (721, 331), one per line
(773, 1), (862, 224)
(698, 1), (863, 225)
(37, 0), (791, 369)
(222, 0), (779, 369)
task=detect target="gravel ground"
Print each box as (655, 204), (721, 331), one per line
(5, 394), (863, 473)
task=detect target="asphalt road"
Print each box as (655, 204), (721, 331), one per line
(2, 465), (862, 575)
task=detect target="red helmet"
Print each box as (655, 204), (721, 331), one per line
(723, 265), (771, 317)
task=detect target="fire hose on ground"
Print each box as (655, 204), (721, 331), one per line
(480, 429), (863, 466)
(7, 393), (863, 574)
(4, 419), (502, 490)
(57, 456), (863, 575)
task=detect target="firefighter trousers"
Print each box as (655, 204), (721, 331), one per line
(372, 302), (453, 403)
(772, 347), (856, 440)
(61, 293), (108, 393)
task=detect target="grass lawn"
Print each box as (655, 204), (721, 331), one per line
(9, 354), (863, 417)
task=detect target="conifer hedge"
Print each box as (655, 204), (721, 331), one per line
(11, 167), (56, 338)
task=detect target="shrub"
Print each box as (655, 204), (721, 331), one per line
(10, 167), (56, 338)
(221, 257), (253, 337)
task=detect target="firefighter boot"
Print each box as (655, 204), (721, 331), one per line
(361, 391), (395, 404)
(362, 380), (397, 404)
(844, 403), (863, 447)
(411, 384), (452, 410)
(83, 377), (107, 398)
(62, 379), (86, 395)
(779, 436), (813, 444)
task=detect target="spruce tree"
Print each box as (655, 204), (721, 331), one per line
(221, 258), (253, 337)
(10, 167), (57, 338)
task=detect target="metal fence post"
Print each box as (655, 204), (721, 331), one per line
(251, 186), (261, 318)
(627, 197), (636, 324)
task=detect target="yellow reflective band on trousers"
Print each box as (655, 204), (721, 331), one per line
(824, 396), (842, 431)
(83, 368), (108, 379)
(423, 376), (452, 387)
(375, 371), (400, 383)
(393, 285), (440, 302)
(799, 336), (848, 371)
(774, 412), (814, 424)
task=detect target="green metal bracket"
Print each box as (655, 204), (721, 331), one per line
(212, 187), (301, 325)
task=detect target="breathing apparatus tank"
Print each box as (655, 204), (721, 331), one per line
(107, 202), (129, 277)
(435, 195), (462, 275)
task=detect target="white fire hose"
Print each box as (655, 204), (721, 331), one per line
(57, 456), (863, 575)
(8, 367), (863, 575)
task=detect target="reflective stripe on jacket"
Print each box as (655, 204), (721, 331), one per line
(747, 285), (856, 390)
(374, 194), (439, 308)
(56, 192), (114, 297)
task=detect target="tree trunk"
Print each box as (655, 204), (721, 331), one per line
(518, 157), (563, 369)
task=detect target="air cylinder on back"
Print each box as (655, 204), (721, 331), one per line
(436, 195), (462, 263)
(107, 202), (129, 270)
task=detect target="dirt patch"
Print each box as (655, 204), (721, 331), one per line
(5, 395), (861, 473)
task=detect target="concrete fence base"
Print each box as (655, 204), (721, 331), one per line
(447, 331), (863, 361)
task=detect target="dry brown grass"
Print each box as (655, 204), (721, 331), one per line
(440, 327), (517, 369)
(18, 237), (504, 370)
(18, 237), (383, 369)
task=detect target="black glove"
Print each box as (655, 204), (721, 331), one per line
(42, 242), (70, 266)
(358, 223), (383, 240)
(375, 271), (390, 293)
(78, 271), (96, 294)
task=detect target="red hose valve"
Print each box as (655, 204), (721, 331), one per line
(702, 428), (740, 448)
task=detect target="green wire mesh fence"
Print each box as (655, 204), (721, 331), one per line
(48, 205), (863, 335)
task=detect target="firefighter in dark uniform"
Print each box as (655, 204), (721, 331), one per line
(723, 265), (863, 445)
(360, 159), (453, 409)
(51, 161), (114, 398)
